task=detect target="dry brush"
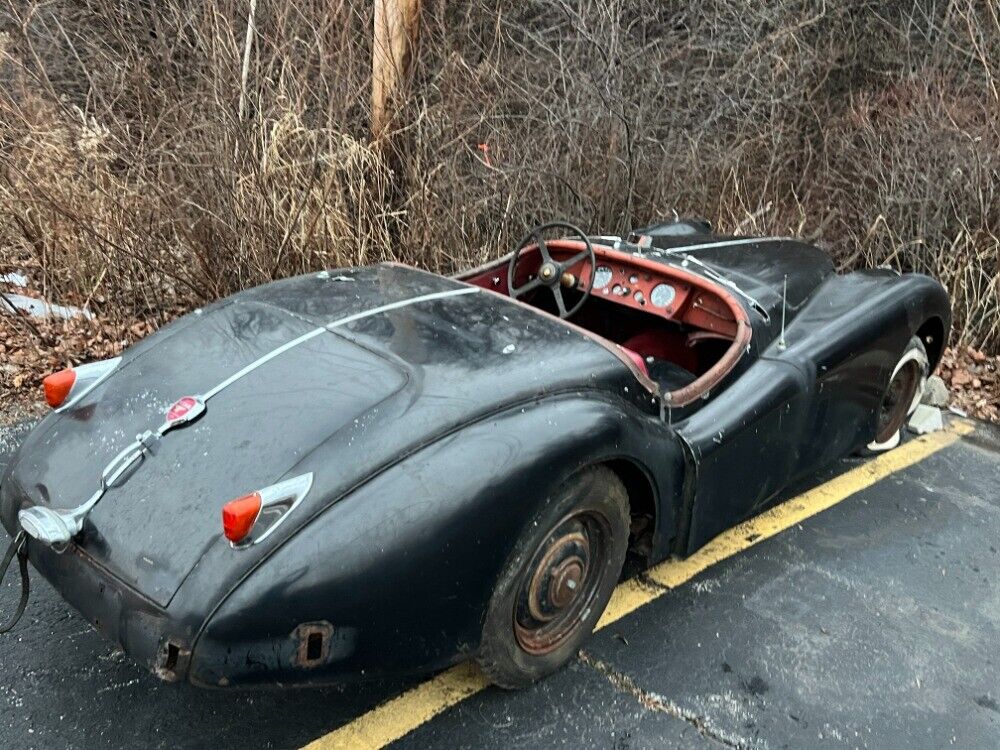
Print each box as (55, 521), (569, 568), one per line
(1, 0), (997, 353)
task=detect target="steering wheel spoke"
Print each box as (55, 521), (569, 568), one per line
(552, 287), (569, 317)
(535, 234), (554, 264)
(510, 275), (543, 296)
(507, 222), (596, 319)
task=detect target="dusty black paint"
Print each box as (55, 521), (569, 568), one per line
(2, 423), (996, 750)
(0, 225), (950, 687)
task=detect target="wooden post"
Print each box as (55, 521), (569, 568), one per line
(372, 0), (422, 139)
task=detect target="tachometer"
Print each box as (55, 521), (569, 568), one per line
(593, 265), (614, 289)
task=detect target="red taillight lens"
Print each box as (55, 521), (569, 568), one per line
(222, 493), (262, 544)
(43, 369), (77, 408)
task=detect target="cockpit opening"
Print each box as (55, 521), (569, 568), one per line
(458, 236), (751, 407)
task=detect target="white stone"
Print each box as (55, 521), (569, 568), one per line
(0, 272), (28, 287)
(0, 292), (93, 320)
(908, 404), (944, 435)
(921, 375), (950, 407)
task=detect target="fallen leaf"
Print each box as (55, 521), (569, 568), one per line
(951, 370), (972, 386)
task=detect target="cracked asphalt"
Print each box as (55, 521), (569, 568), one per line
(2, 417), (999, 749)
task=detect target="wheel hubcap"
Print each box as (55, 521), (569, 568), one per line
(514, 511), (609, 655)
(550, 559), (584, 608)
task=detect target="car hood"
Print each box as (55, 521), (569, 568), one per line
(2, 264), (635, 607)
(638, 233), (836, 346)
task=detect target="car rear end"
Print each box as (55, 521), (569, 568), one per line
(0, 273), (418, 682)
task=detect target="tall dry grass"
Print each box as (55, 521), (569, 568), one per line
(1, 0), (998, 348)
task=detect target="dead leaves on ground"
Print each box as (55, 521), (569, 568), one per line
(0, 312), (158, 405)
(940, 346), (1000, 423)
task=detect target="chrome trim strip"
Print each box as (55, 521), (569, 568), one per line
(239, 472), (315, 547)
(203, 287), (477, 400)
(21, 286), (480, 547)
(56, 357), (123, 413)
(202, 328), (327, 400)
(324, 287), (478, 332)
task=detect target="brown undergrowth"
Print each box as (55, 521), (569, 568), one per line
(1, 1), (998, 417)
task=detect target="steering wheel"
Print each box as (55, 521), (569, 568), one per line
(507, 222), (596, 319)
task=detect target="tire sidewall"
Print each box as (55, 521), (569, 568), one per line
(477, 466), (629, 688)
(865, 336), (929, 452)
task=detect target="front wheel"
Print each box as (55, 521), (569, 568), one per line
(476, 466), (629, 689)
(864, 336), (929, 453)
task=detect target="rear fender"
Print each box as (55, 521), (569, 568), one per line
(188, 393), (674, 687)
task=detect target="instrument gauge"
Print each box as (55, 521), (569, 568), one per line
(593, 266), (614, 290)
(650, 283), (676, 308)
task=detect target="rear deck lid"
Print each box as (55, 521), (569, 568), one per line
(9, 299), (407, 605)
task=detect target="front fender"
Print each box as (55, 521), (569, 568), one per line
(188, 392), (670, 687)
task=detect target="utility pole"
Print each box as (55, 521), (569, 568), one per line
(372, 0), (422, 140)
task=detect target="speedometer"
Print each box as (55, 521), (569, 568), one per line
(650, 283), (676, 308)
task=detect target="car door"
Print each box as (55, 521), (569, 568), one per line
(671, 356), (814, 553)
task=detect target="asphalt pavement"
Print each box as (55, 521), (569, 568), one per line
(1, 417), (998, 749)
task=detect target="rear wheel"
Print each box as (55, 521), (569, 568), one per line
(864, 336), (928, 453)
(477, 466), (629, 689)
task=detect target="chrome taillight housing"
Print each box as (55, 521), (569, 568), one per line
(222, 473), (314, 547)
(43, 357), (122, 410)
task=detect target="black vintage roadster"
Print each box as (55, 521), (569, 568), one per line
(1, 219), (945, 688)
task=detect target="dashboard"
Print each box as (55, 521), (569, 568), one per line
(458, 239), (751, 404)
(590, 262), (689, 316)
(581, 253), (738, 338)
(461, 242), (740, 339)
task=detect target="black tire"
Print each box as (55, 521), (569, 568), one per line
(476, 465), (629, 689)
(861, 336), (929, 454)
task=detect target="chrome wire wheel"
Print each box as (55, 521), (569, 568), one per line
(513, 510), (611, 655)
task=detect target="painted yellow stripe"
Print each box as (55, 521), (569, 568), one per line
(598, 420), (973, 623)
(309, 661), (489, 750)
(303, 421), (974, 750)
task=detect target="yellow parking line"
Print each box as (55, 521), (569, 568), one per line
(303, 421), (974, 750)
(601, 420), (973, 622)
